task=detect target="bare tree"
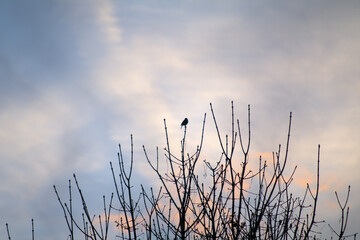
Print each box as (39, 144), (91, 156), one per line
(54, 175), (113, 240)
(53, 102), (357, 240)
(141, 114), (206, 240)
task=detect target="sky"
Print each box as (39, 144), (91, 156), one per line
(0, 0), (359, 238)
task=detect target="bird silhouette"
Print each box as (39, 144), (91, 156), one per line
(181, 118), (188, 128)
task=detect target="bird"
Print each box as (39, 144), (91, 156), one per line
(180, 118), (188, 128)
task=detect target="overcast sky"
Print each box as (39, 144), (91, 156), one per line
(0, 0), (359, 238)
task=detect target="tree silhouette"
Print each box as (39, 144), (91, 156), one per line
(52, 102), (357, 240)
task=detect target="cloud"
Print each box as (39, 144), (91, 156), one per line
(0, 1), (124, 238)
(0, 0), (359, 238)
